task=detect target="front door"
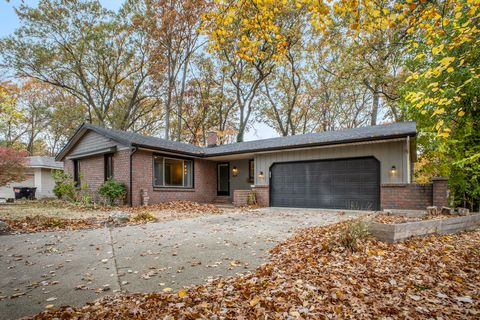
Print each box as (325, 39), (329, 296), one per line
(217, 163), (230, 196)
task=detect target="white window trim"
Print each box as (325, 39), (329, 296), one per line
(153, 156), (193, 188)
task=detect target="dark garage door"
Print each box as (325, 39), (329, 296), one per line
(270, 157), (380, 210)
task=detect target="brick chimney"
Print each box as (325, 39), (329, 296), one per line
(207, 131), (218, 147)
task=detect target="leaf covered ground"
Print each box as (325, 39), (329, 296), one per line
(373, 213), (457, 224)
(31, 221), (479, 319)
(0, 200), (225, 233)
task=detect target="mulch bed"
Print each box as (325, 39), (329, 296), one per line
(374, 213), (458, 224)
(31, 220), (480, 319)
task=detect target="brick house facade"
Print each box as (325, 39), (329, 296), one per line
(57, 122), (449, 210)
(64, 150), (217, 206)
(130, 151), (217, 207)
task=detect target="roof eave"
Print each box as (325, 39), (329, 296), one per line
(55, 124), (88, 161)
(204, 132), (417, 157)
(55, 124), (133, 161)
(133, 144), (205, 158)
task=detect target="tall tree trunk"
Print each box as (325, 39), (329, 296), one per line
(165, 92), (171, 140)
(237, 102), (245, 142)
(176, 57), (189, 141)
(371, 89), (379, 126)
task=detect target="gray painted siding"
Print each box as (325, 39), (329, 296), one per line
(69, 131), (126, 156)
(229, 159), (253, 194)
(254, 139), (408, 185)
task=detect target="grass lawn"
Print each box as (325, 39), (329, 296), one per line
(0, 200), (227, 233)
(0, 200), (111, 220)
(31, 220), (480, 319)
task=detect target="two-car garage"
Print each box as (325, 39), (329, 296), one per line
(269, 157), (381, 210)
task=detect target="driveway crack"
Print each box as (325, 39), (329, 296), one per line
(107, 226), (123, 292)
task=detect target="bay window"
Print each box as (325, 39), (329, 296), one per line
(153, 156), (193, 188)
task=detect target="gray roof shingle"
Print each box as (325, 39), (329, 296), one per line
(28, 156), (64, 169)
(61, 121), (416, 159)
(204, 121), (416, 156)
(83, 124), (204, 155)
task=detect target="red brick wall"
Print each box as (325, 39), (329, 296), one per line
(63, 150), (130, 203)
(381, 183), (433, 210)
(233, 190), (251, 206)
(131, 150), (217, 206)
(253, 185), (269, 207)
(432, 177), (449, 207)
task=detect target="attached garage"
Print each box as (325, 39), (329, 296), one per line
(269, 157), (380, 210)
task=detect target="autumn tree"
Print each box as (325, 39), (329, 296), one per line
(0, 147), (27, 187)
(15, 80), (52, 155)
(260, 11), (307, 136)
(0, 0), (157, 131)
(138, 0), (208, 140)
(202, 0), (307, 142)
(404, 0), (480, 210)
(176, 54), (238, 145)
(0, 82), (24, 148)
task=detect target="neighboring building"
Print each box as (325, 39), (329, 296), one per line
(55, 121), (434, 211)
(0, 156), (64, 200)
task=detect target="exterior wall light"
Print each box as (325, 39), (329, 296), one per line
(390, 165), (397, 175)
(258, 171), (264, 179)
(232, 166), (239, 177)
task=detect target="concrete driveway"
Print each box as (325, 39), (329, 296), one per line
(0, 208), (362, 319)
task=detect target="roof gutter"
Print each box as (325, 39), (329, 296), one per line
(132, 143), (204, 158)
(204, 133), (417, 158)
(129, 145), (139, 207)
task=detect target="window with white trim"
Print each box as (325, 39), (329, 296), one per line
(153, 156), (193, 188)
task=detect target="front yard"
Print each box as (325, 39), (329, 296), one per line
(31, 220), (479, 319)
(1, 202), (479, 319)
(0, 200), (225, 233)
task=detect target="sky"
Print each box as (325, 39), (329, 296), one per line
(0, 0), (278, 141)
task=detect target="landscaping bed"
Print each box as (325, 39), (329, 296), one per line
(373, 213), (454, 224)
(370, 212), (480, 243)
(30, 220), (480, 319)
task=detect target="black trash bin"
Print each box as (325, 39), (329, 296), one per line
(13, 187), (37, 200)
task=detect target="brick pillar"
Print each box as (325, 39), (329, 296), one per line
(432, 177), (449, 207)
(252, 185), (269, 207)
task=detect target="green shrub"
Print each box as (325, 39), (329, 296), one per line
(52, 170), (76, 201)
(97, 178), (126, 206)
(76, 179), (93, 206)
(338, 219), (370, 251)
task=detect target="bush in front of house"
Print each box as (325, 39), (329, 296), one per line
(52, 170), (76, 201)
(52, 170), (93, 206)
(98, 178), (126, 206)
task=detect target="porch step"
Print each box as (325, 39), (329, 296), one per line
(213, 196), (232, 204)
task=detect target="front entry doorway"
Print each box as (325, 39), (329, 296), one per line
(217, 163), (230, 196)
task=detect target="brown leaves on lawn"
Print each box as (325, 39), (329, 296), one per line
(31, 220), (480, 319)
(2, 201), (224, 233)
(374, 213), (454, 224)
(128, 201), (222, 214)
(3, 215), (97, 233)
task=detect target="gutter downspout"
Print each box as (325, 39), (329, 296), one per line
(407, 136), (411, 184)
(129, 145), (138, 207)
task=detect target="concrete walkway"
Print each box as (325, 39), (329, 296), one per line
(0, 208), (362, 319)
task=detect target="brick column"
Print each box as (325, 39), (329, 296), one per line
(253, 185), (269, 207)
(432, 177), (449, 207)
(233, 190), (250, 206)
